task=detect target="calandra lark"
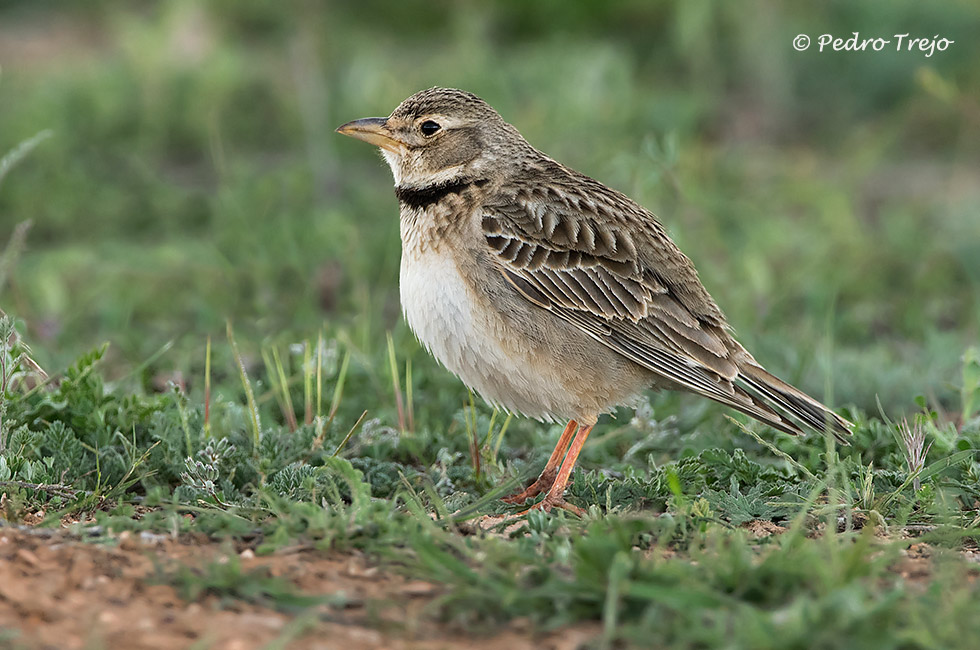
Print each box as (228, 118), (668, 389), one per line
(337, 88), (853, 514)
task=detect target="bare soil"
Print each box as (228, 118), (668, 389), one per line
(0, 525), (597, 650)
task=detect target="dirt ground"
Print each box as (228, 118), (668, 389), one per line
(0, 524), (597, 650)
(0, 516), (962, 650)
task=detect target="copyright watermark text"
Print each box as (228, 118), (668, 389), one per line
(793, 32), (954, 57)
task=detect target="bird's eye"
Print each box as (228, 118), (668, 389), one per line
(420, 120), (441, 136)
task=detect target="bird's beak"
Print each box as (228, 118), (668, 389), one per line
(335, 117), (404, 153)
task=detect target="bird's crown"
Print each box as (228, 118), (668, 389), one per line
(391, 87), (500, 122)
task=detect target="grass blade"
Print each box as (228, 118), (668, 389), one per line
(203, 335), (212, 439)
(227, 321), (261, 451)
(386, 332), (407, 433)
(332, 409), (368, 457)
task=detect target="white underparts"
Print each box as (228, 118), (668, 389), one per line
(399, 244), (572, 421)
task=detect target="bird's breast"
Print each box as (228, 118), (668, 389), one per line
(399, 243), (479, 380)
(398, 235), (569, 421)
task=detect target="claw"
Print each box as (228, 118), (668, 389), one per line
(518, 495), (585, 517)
(500, 469), (557, 504)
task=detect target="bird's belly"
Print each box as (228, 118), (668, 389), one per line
(400, 248), (580, 421)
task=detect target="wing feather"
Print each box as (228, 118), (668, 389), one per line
(482, 174), (853, 439)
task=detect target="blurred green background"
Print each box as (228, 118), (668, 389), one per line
(1, 0), (978, 420)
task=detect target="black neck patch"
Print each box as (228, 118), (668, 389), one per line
(395, 178), (487, 210)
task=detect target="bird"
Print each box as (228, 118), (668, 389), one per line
(336, 87), (853, 514)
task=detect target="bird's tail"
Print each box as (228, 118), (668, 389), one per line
(729, 362), (854, 444)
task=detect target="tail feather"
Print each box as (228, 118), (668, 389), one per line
(735, 363), (854, 444)
(724, 384), (806, 437)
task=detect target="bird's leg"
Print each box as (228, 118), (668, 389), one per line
(521, 423), (594, 516)
(501, 420), (578, 504)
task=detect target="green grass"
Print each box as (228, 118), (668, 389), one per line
(1, 1), (980, 648)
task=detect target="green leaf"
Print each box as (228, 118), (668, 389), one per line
(917, 448), (976, 483)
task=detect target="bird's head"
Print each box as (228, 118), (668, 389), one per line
(336, 87), (524, 187)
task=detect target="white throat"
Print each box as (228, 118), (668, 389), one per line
(381, 149), (470, 188)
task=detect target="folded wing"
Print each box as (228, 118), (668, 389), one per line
(483, 175), (853, 441)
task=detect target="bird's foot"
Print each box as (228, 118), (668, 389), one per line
(518, 494), (585, 517)
(500, 469), (557, 504)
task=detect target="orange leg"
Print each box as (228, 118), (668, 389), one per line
(501, 420), (578, 504)
(521, 423), (594, 516)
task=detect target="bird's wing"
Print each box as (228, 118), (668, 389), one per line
(482, 177), (853, 440)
